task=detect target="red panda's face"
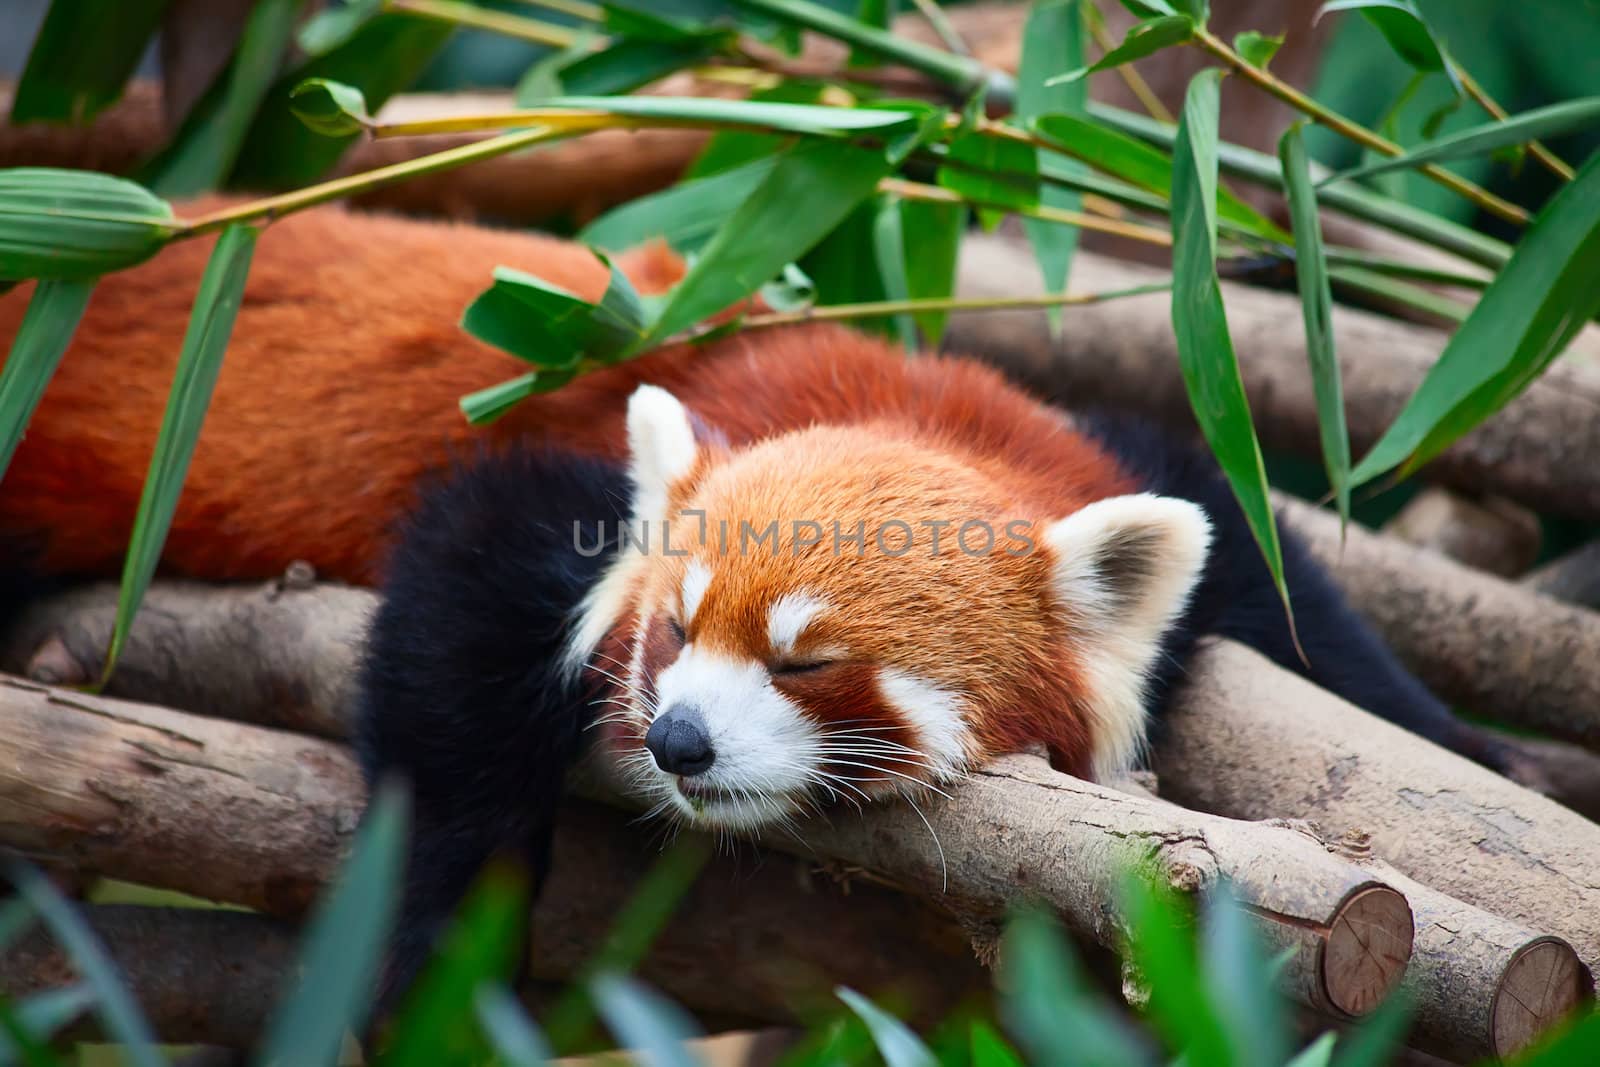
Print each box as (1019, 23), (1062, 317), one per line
(574, 386), (1212, 832)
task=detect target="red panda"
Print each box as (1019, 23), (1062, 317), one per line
(0, 201), (1509, 1007)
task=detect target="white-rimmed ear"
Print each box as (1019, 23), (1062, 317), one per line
(626, 384), (698, 525)
(1043, 493), (1212, 780)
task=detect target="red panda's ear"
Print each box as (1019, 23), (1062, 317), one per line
(1042, 493), (1212, 779)
(626, 385), (699, 524)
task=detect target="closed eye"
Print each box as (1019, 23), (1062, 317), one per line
(772, 660), (833, 676)
(666, 618), (686, 644)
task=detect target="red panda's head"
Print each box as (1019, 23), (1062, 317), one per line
(571, 386), (1211, 831)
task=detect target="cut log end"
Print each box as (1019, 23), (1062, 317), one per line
(1493, 938), (1594, 1059)
(1323, 885), (1414, 1018)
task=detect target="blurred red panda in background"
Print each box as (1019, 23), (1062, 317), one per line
(0, 200), (1511, 1005)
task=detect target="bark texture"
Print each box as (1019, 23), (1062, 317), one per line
(1278, 495), (1600, 752)
(1381, 487), (1542, 578)
(0, 674), (1417, 1026)
(952, 234), (1600, 522)
(1151, 639), (1598, 1058)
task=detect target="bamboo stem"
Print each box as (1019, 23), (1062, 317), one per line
(1455, 65), (1576, 182)
(1082, 0), (1174, 124)
(1190, 26), (1529, 227)
(384, 0), (583, 48)
(882, 177), (1171, 246)
(507, 0), (603, 22)
(733, 280), (1173, 330)
(178, 127), (571, 235)
(907, 0), (970, 56)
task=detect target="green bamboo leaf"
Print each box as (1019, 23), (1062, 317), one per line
(1169, 69), (1291, 619)
(1350, 150), (1600, 485)
(1233, 30), (1282, 69)
(848, 0), (894, 68)
(461, 256), (646, 369)
(0, 279), (94, 483)
(380, 865), (529, 1067)
(232, 15), (452, 188)
(683, 81), (825, 180)
(1031, 114), (1288, 241)
(1278, 124), (1349, 529)
(836, 987), (937, 1067)
(1119, 0), (1176, 14)
(581, 156), (778, 254)
(1506, 1011), (1600, 1067)
(969, 1022), (1026, 1067)
(254, 781), (407, 1067)
(1201, 892), (1292, 1067)
(1316, 0), (1449, 75)
(900, 199), (966, 348)
(871, 195), (917, 350)
(1119, 872), (1233, 1067)
(147, 0), (308, 196)
(0, 169), (176, 281)
(542, 94), (926, 137)
(103, 224), (257, 681)
(1286, 1034), (1337, 1067)
(938, 131), (1038, 230)
(1, 985), (94, 1062)
(459, 371), (575, 425)
(1323, 97), (1600, 186)
(10, 0), (169, 125)
(590, 974), (701, 1067)
(1018, 0), (1086, 327)
(1328, 988), (1411, 1067)
(645, 138), (905, 343)
(997, 908), (1147, 1067)
(297, 0), (382, 55)
(288, 78), (374, 137)
(1172, 0), (1210, 22)
(1045, 15), (1196, 87)
(4, 864), (164, 1067)
(474, 986), (553, 1067)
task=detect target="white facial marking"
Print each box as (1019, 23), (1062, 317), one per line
(766, 591), (829, 658)
(876, 668), (971, 778)
(1044, 493), (1212, 780)
(680, 560), (713, 625)
(647, 645), (823, 828)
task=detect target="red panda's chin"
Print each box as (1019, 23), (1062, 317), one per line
(664, 779), (806, 830)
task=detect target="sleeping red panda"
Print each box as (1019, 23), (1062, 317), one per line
(0, 201), (1510, 1007)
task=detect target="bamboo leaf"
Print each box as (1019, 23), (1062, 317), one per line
(10, 0), (169, 125)
(900, 198), (966, 348)
(1233, 30), (1282, 69)
(474, 986), (553, 1067)
(1278, 124), (1349, 529)
(1169, 69), (1291, 619)
(104, 225), (257, 681)
(938, 131), (1038, 230)
(1031, 114), (1288, 240)
(380, 865), (530, 1067)
(461, 256), (646, 369)
(1119, 873), (1233, 1067)
(288, 78), (374, 136)
(254, 781), (408, 1067)
(1, 985), (94, 1062)
(590, 974), (701, 1067)
(232, 15), (453, 188)
(969, 1022), (1026, 1067)
(4, 864), (164, 1067)
(1285, 1034), (1338, 1067)
(1323, 97), (1600, 186)
(1350, 150), (1600, 485)
(1507, 1011), (1600, 1067)
(0, 169), (176, 281)
(836, 987), (937, 1067)
(542, 94), (927, 136)
(298, 0), (382, 55)
(645, 138), (906, 343)
(997, 909), (1148, 1067)
(460, 371), (574, 425)
(1315, 0), (1459, 91)
(1045, 15), (1196, 86)
(1018, 0), (1086, 327)
(870, 195), (917, 350)
(581, 156), (778, 254)
(1328, 989), (1411, 1067)
(1201, 892), (1292, 1067)
(0, 279), (94, 483)
(147, 0), (308, 196)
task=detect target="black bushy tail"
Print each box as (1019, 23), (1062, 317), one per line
(353, 445), (627, 1014)
(1080, 410), (1513, 773)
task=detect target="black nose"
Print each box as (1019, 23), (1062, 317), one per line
(644, 704), (715, 776)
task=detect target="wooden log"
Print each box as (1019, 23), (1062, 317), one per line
(1523, 541), (1600, 610)
(1151, 639), (1597, 1059)
(950, 233), (1600, 523)
(1381, 487), (1542, 578)
(0, 674), (1415, 1024)
(1277, 494), (1600, 752)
